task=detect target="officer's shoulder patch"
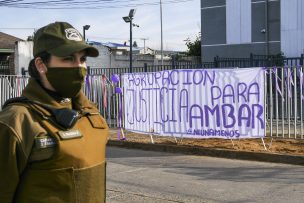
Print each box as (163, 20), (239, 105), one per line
(35, 135), (57, 149)
(58, 129), (82, 140)
(30, 135), (57, 162)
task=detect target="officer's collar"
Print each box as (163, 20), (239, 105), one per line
(36, 79), (66, 102)
(22, 78), (72, 109)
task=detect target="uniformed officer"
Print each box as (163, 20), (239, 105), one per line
(0, 22), (109, 202)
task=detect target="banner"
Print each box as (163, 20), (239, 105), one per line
(122, 68), (265, 139)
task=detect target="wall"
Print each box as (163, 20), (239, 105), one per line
(201, 0), (281, 62)
(14, 41), (33, 75)
(86, 45), (111, 69)
(86, 46), (172, 70)
(281, 0), (304, 57)
(14, 43), (178, 75)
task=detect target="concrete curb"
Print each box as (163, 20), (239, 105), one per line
(108, 140), (304, 166)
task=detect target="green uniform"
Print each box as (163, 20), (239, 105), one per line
(0, 78), (109, 202)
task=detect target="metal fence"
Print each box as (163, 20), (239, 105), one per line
(1, 66), (304, 139)
(0, 75), (118, 128)
(87, 63), (203, 77)
(86, 54), (304, 76)
(265, 67), (304, 139)
(0, 75), (28, 106)
(212, 54), (304, 68)
(83, 74), (119, 127)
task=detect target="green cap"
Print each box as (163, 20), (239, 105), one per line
(33, 22), (99, 57)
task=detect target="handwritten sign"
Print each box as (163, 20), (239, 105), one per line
(122, 68), (265, 139)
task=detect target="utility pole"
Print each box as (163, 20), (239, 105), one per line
(265, 0), (269, 56)
(140, 38), (149, 54)
(160, 0), (164, 66)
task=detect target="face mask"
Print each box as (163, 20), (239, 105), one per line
(45, 67), (87, 98)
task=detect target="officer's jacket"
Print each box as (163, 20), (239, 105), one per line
(0, 78), (109, 203)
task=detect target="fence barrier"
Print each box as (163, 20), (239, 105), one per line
(0, 75), (28, 106)
(1, 66), (304, 139)
(212, 54), (304, 68)
(265, 67), (304, 139)
(0, 75), (118, 128)
(83, 74), (119, 128)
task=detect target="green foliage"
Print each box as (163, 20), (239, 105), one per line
(133, 41), (138, 48)
(185, 34), (201, 56)
(268, 52), (285, 66)
(27, 36), (33, 41)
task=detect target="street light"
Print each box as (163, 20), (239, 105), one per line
(83, 25), (90, 42)
(123, 9), (136, 73)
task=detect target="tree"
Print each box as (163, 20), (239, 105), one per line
(185, 34), (201, 56)
(27, 36), (33, 41)
(133, 41), (138, 48)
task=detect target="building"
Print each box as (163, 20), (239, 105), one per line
(87, 41), (154, 69)
(0, 32), (23, 74)
(87, 41), (178, 68)
(201, 0), (303, 62)
(9, 38), (198, 76)
(15, 41), (33, 75)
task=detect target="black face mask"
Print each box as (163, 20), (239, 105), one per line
(46, 67), (87, 98)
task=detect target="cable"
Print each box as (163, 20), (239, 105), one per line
(1, 0), (194, 9)
(0, 27), (35, 29)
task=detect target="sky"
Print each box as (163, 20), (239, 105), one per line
(0, 0), (201, 51)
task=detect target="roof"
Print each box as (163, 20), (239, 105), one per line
(0, 32), (23, 49)
(0, 48), (14, 53)
(88, 40), (143, 52)
(103, 42), (128, 48)
(87, 40), (181, 53)
(88, 40), (128, 48)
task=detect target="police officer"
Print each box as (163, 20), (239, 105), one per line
(0, 22), (109, 202)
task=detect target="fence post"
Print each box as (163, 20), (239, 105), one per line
(214, 56), (219, 68)
(250, 53), (253, 67)
(171, 55), (176, 69)
(267, 56), (271, 67)
(144, 63), (148, 72)
(301, 54), (304, 66)
(87, 66), (91, 75)
(21, 67), (26, 76)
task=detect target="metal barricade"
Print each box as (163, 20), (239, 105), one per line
(1, 67), (304, 140)
(0, 75), (118, 128)
(265, 67), (304, 139)
(83, 74), (119, 128)
(0, 75), (29, 108)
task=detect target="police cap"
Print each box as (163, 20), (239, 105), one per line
(33, 21), (99, 57)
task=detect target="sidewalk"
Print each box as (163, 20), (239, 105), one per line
(107, 129), (304, 166)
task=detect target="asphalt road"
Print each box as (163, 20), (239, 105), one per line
(106, 146), (304, 203)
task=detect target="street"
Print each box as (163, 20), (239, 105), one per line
(106, 146), (304, 203)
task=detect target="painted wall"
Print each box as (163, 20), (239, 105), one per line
(281, 0), (304, 57)
(14, 41), (33, 75)
(226, 0), (251, 44)
(86, 45), (111, 69)
(201, 0), (281, 62)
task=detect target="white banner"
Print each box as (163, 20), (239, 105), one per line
(122, 68), (265, 139)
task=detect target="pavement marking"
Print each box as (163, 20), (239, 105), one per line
(107, 189), (185, 203)
(115, 167), (146, 174)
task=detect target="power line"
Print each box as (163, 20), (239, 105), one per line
(0, 0), (194, 9)
(0, 27), (35, 30)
